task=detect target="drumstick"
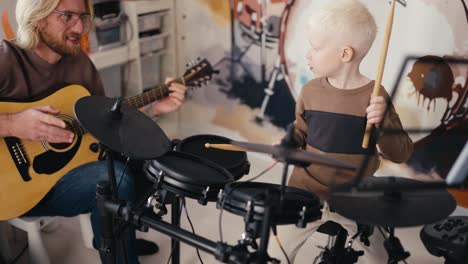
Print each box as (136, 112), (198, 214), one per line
(204, 143), (248, 152)
(362, 0), (397, 149)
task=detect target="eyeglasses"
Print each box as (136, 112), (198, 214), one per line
(52, 10), (92, 33)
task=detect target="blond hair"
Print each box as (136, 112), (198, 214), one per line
(16, 0), (93, 49)
(308, 0), (377, 58)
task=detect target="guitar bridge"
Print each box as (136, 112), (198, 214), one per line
(4, 137), (31, 181)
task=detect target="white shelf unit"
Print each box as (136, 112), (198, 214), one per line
(89, 45), (139, 70)
(89, 0), (178, 97)
(134, 0), (173, 14)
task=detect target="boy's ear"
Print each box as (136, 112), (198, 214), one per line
(341, 46), (355, 62)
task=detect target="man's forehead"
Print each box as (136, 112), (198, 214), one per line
(55, 0), (87, 12)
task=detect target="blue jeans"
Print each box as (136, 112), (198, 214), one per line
(25, 160), (138, 264)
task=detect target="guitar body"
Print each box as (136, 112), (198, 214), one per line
(0, 59), (216, 220)
(0, 85), (99, 220)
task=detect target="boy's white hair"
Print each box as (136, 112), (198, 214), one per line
(308, 0), (377, 58)
(16, 0), (94, 49)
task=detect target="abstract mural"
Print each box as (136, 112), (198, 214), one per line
(179, 0), (468, 184)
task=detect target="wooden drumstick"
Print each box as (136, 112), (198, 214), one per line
(362, 0), (397, 149)
(204, 143), (248, 152)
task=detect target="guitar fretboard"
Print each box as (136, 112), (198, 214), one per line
(72, 65), (200, 135)
(122, 77), (184, 109)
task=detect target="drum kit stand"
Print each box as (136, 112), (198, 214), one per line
(74, 91), (467, 263)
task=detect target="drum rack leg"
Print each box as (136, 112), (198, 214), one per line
(171, 196), (181, 264)
(96, 181), (117, 264)
(96, 147), (128, 264)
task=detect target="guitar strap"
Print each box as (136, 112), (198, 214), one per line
(4, 40), (34, 99)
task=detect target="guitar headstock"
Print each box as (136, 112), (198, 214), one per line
(183, 58), (219, 88)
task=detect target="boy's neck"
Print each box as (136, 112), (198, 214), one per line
(327, 63), (370, 90)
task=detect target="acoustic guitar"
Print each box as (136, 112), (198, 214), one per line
(0, 59), (217, 220)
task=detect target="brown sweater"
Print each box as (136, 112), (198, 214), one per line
(289, 78), (413, 199)
(0, 40), (104, 100)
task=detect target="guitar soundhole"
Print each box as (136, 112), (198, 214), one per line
(48, 120), (75, 150)
(49, 142), (71, 150)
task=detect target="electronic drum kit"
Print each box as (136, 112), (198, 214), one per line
(74, 96), (467, 264)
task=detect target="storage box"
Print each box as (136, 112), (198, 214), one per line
(138, 11), (166, 33)
(139, 33), (168, 55)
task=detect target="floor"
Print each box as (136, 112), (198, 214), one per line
(2, 113), (467, 264)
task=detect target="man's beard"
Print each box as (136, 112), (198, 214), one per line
(38, 25), (82, 57)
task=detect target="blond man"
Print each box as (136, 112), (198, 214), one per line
(0, 0), (186, 262)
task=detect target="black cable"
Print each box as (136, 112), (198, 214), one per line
(271, 226), (291, 264)
(166, 243), (176, 264)
(218, 161), (279, 242)
(378, 226), (388, 239)
(166, 201), (184, 264)
(461, 0), (468, 24)
(117, 158), (130, 191)
(182, 198), (204, 264)
(7, 243), (28, 264)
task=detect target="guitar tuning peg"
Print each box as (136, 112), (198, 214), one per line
(197, 57), (201, 61)
(185, 63), (190, 68)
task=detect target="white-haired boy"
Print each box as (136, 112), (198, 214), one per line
(270, 0), (413, 263)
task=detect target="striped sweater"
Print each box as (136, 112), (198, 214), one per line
(289, 77), (413, 199)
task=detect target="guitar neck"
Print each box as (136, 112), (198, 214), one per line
(73, 76), (186, 135)
(122, 76), (186, 109)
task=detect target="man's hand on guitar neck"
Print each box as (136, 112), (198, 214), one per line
(1, 105), (74, 143)
(141, 77), (187, 117)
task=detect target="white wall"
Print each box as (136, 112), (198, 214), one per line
(0, 1), (17, 39)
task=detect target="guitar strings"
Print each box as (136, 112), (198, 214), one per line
(15, 120), (85, 155)
(14, 82), (172, 154)
(12, 67), (201, 155)
(123, 66), (198, 107)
